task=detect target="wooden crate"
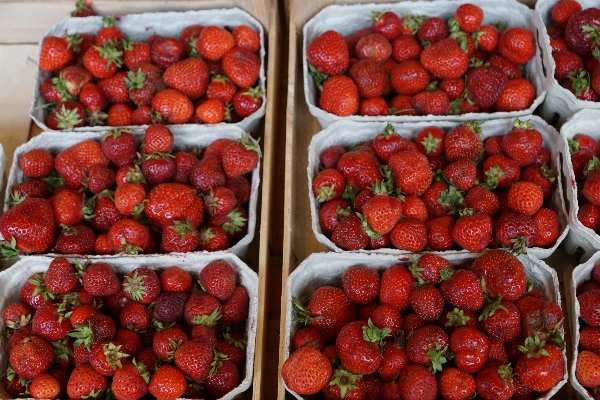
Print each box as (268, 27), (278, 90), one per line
(0, 0), (286, 399)
(280, 0), (576, 399)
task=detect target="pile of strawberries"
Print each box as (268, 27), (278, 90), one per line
(546, 0), (600, 101)
(306, 3), (538, 118)
(567, 133), (600, 233)
(282, 250), (565, 400)
(574, 262), (600, 395)
(313, 118), (560, 254)
(1, 258), (250, 400)
(0, 125), (260, 257)
(37, 12), (263, 129)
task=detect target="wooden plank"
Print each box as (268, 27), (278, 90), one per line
(0, 44), (39, 172)
(0, 0), (270, 44)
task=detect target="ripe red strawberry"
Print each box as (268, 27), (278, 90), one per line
(577, 350), (600, 389)
(89, 341), (129, 377)
(516, 295), (564, 345)
(473, 24), (500, 52)
(119, 301), (151, 331)
(292, 327), (325, 351)
(46, 100), (87, 130)
(143, 124), (173, 154)
(349, 59), (386, 98)
(82, 263), (120, 297)
(495, 78), (536, 112)
(122, 267), (160, 305)
(449, 326), (490, 374)
(438, 367), (476, 400)
(294, 286), (355, 343)
(451, 210), (492, 252)
(585, 169), (600, 205)
(83, 41), (123, 79)
(507, 181), (544, 216)
(388, 150), (432, 196)
(389, 218), (427, 252)
(19, 149), (54, 179)
(282, 345), (332, 395)
(48, 188), (84, 227)
(439, 268), (484, 311)
(362, 183), (402, 235)
(516, 336), (564, 392)
(172, 339), (213, 381)
(319, 75), (360, 116)
(580, 326), (600, 354)
(467, 66), (508, 108)
(140, 153), (175, 186)
(498, 27), (536, 65)
(107, 218), (152, 254)
(149, 37), (184, 69)
(418, 16), (448, 45)
(232, 86), (263, 118)
(162, 57), (209, 100)
(443, 159), (476, 191)
(552, 0), (583, 28)
(56, 65), (92, 98)
(307, 30), (349, 76)
(554, 50), (583, 79)
(55, 139), (110, 189)
(160, 220), (200, 252)
(424, 215), (455, 250)
(196, 260), (236, 301)
(56, 224), (95, 255)
(205, 358), (240, 398)
(406, 324), (449, 372)
(114, 182), (146, 217)
(97, 71), (129, 104)
(356, 33), (392, 63)
(578, 289), (600, 326)
(145, 182), (203, 228)
(152, 327), (188, 361)
(369, 10), (403, 40)
(390, 60), (430, 95)
(412, 89), (450, 115)
(455, 3), (484, 33)
(370, 303), (402, 336)
(444, 122), (483, 162)
(532, 208), (560, 248)
(39, 35), (78, 72)
(0, 197), (55, 256)
(579, 203), (600, 230)
(221, 134), (261, 178)
(409, 284), (444, 321)
(331, 213), (370, 250)
(151, 88), (193, 124)
(10, 180), (51, 202)
(84, 164), (115, 194)
(476, 362), (515, 399)
(389, 93), (418, 115)
(66, 363), (107, 399)
(341, 265), (380, 305)
(495, 212), (539, 254)
(10, 336), (55, 379)
(501, 119), (544, 167)
(105, 103), (132, 126)
(206, 75), (237, 104)
(111, 361), (150, 400)
(220, 285), (249, 324)
(378, 265), (415, 312)
(152, 292), (188, 323)
(336, 320), (387, 374)
(2, 302), (33, 330)
(147, 364), (186, 400)
(30, 303), (71, 342)
(195, 25), (234, 61)
(231, 24), (260, 52)
(222, 46), (260, 88)
(29, 373), (60, 399)
(396, 364), (436, 400)
(420, 38), (469, 79)
(195, 98), (227, 124)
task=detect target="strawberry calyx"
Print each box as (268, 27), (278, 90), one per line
(52, 338), (74, 363)
(69, 321), (95, 349)
(6, 313), (31, 330)
(363, 319), (391, 345)
(125, 69), (147, 91)
(447, 17), (460, 34)
(125, 164), (147, 184)
(144, 152), (175, 161)
(420, 132), (442, 154)
(59, 223), (78, 236)
(292, 297), (322, 325)
(87, 109), (108, 126)
(445, 307), (470, 328)
(483, 164), (506, 190)
(568, 138), (580, 155)
(328, 368), (363, 399)
(512, 117), (533, 131)
(169, 220), (196, 239)
(461, 120), (484, 135)
(497, 363), (514, 384)
(518, 335), (550, 359)
(357, 213), (382, 240)
(478, 296), (508, 321)
(368, 10), (383, 24)
(426, 343), (451, 373)
(150, 318), (175, 332)
(71, 0), (95, 17)
(132, 359), (151, 384)
(404, 15), (428, 35)
(242, 86), (264, 100)
(510, 235), (529, 255)
(94, 41), (124, 71)
(7, 191), (26, 206)
(81, 388), (103, 399)
(118, 236), (143, 255)
(191, 307), (221, 327)
(370, 180), (390, 196)
(440, 267), (454, 282)
(210, 73), (229, 84)
(317, 184), (339, 203)
(67, 34), (84, 53)
(409, 259), (427, 285)
(336, 205), (352, 220)
(208, 350), (229, 378)
(494, 21), (508, 33)
(239, 133), (262, 158)
(132, 199), (147, 217)
(56, 103), (84, 130)
(221, 207), (247, 234)
(29, 272), (54, 302)
(199, 227), (217, 245)
(223, 330), (247, 349)
(585, 156), (600, 177)
(122, 38), (135, 52)
(51, 74), (77, 101)
(540, 164), (557, 183)
(567, 68), (592, 97)
(342, 185), (358, 203)
(308, 63), (329, 92)
(583, 25), (600, 44)
(382, 123), (395, 140)
(437, 185), (464, 215)
(123, 269), (148, 302)
(103, 342), (129, 370)
(102, 15), (117, 28)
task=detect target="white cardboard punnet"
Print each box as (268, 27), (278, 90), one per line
(558, 109), (600, 262)
(282, 251), (567, 400)
(303, 0), (547, 129)
(567, 251), (600, 400)
(307, 116), (568, 259)
(0, 253), (258, 400)
(536, 0), (600, 126)
(29, 8), (266, 133)
(2, 125), (260, 259)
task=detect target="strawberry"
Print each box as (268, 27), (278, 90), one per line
(389, 59), (430, 95)
(495, 78), (535, 111)
(29, 373), (60, 399)
(10, 336), (55, 379)
(388, 150), (432, 196)
(160, 220), (200, 252)
(341, 265), (380, 305)
(171, 339), (213, 381)
(467, 66), (508, 108)
(47, 100), (87, 130)
(450, 326), (489, 374)
(19, 149), (54, 179)
(107, 218), (151, 254)
(501, 119), (543, 167)
(439, 367), (476, 400)
(80, 83), (108, 122)
(205, 358), (240, 398)
(195, 25), (234, 61)
(356, 33), (392, 63)
(83, 41), (123, 79)
(406, 324), (450, 373)
(82, 263), (120, 297)
(412, 89), (450, 116)
(507, 181), (544, 216)
(440, 268), (484, 311)
(451, 210), (492, 252)
(494, 212), (539, 254)
(421, 38), (469, 79)
(581, 325), (600, 353)
(141, 153), (176, 186)
(122, 267), (160, 305)
(56, 65), (93, 97)
(89, 341), (129, 377)
(443, 159), (476, 191)
(55, 139), (110, 189)
(349, 59), (386, 98)
(31, 305), (72, 347)
(152, 327), (188, 361)
(197, 259), (236, 301)
(515, 336), (564, 392)
(336, 320), (387, 374)
(156, 266), (191, 293)
(222, 46), (260, 88)
(195, 98), (226, 124)
(105, 103), (132, 126)
(282, 345), (332, 395)
(455, 3), (484, 33)
(94, 16), (123, 46)
(163, 57), (209, 100)
(338, 147), (382, 191)
(66, 363), (107, 399)
(220, 285), (249, 324)
(292, 327), (324, 351)
(145, 182), (203, 228)
(231, 24), (260, 53)
(307, 30), (349, 76)
(221, 134), (261, 178)
(418, 16), (448, 45)
(577, 350), (600, 389)
(516, 296), (564, 345)
(370, 11), (403, 40)
(388, 218), (426, 252)
(362, 182), (402, 235)
(3, 302), (33, 330)
(389, 93), (418, 115)
(0, 197), (55, 256)
(119, 301), (151, 331)
(142, 124), (173, 154)
(97, 71), (129, 103)
(113, 182), (145, 217)
(472, 250), (527, 301)
(319, 76), (360, 116)
(498, 27), (536, 65)
(152, 292), (188, 323)
(444, 122), (483, 162)
(476, 362), (515, 399)
(481, 299), (522, 343)
(151, 88), (193, 124)
(56, 224), (95, 255)
(198, 226), (228, 251)
(410, 284), (444, 321)
(39, 35), (78, 72)
(532, 208), (560, 248)
(331, 213), (369, 250)
(232, 86), (263, 118)
(578, 289), (600, 325)
(147, 364), (186, 400)
(554, 50), (583, 79)
(149, 37), (184, 69)
(553, 0), (583, 28)
(565, 8), (600, 57)
(579, 203), (600, 230)
(379, 265), (415, 312)
(111, 361), (150, 400)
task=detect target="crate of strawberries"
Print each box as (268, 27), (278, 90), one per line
(281, 250), (567, 400)
(29, 8), (266, 133)
(0, 124), (260, 259)
(0, 252), (258, 399)
(557, 109), (600, 261)
(568, 251), (600, 399)
(302, 0), (546, 128)
(536, 0), (600, 125)
(307, 116), (568, 259)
